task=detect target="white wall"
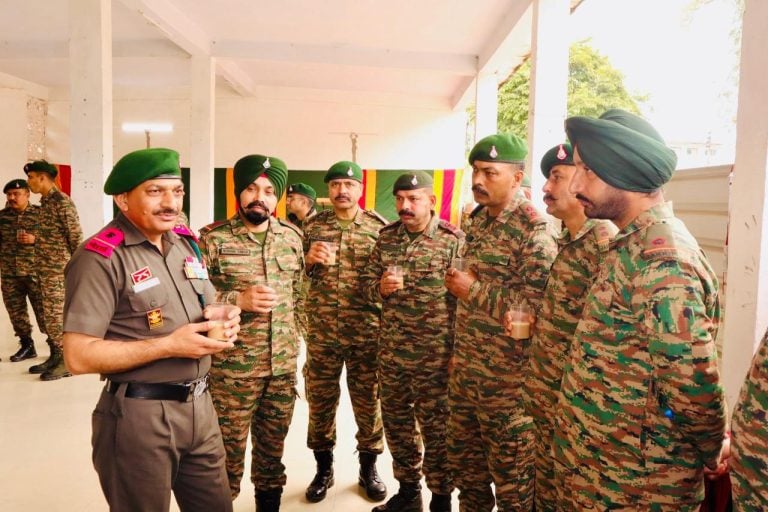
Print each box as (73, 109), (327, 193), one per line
(0, 89), (31, 189)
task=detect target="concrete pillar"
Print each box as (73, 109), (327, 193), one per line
(69, 0), (113, 237)
(189, 55), (216, 231)
(722, 0), (768, 405)
(474, 72), (499, 141)
(526, 0), (570, 209)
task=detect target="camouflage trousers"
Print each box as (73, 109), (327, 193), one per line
(447, 372), (534, 512)
(304, 339), (384, 453)
(209, 371), (297, 497)
(379, 351), (453, 495)
(532, 418), (558, 511)
(1, 275), (45, 338)
(39, 273), (65, 348)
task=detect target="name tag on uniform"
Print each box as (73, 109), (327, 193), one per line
(131, 266), (161, 293)
(184, 256), (209, 280)
(220, 247), (250, 255)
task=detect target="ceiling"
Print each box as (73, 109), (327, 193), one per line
(0, 0), (543, 109)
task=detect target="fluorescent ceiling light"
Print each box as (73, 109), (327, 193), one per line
(121, 122), (173, 133)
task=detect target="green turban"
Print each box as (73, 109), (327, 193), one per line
(469, 133), (527, 165)
(325, 161), (363, 183)
(4, 179), (29, 194)
(104, 148), (181, 195)
(287, 182), (317, 201)
(540, 143), (574, 178)
(565, 109), (677, 192)
(23, 160), (58, 178)
(233, 155), (288, 199)
(393, 171), (433, 194)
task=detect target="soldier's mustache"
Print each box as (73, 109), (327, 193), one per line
(246, 200), (268, 211)
(544, 194), (555, 201)
(575, 193), (592, 205)
(472, 185), (489, 196)
(334, 195), (351, 201)
(154, 208), (179, 215)
(398, 209), (415, 217)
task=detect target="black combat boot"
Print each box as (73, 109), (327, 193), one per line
(372, 482), (421, 511)
(359, 451), (387, 501)
(29, 339), (56, 374)
(256, 487), (282, 512)
(40, 347), (71, 381)
(10, 335), (37, 362)
(429, 492), (451, 512)
(306, 450), (334, 503)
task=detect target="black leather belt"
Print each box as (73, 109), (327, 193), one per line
(106, 375), (209, 402)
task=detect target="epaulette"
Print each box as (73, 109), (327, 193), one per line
(84, 227), (124, 258)
(173, 223), (199, 242)
(380, 219), (402, 233)
(304, 210), (320, 222)
(437, 219), (463, 238)
(363, 209), (389, 225)
(593, 220), (617, 253)
(199, 219), (229, 236)
(642, 222), (679, 260)
(469, 204), (485, 218)
(520, 201), (546, 225)
(278, 218), (303, 237)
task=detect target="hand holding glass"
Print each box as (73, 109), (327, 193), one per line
(205, 303), (239, 341)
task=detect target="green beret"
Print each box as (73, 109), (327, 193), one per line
(325, 161), (362, 183)
(287, 182), (316, 201)
(393, 171), (433, 194)
(23, 160), (58, 178)
(234, 154), (288, 199)
(540, 143), (574, 178)
(565, 109), (677, 192)
(3, 179), (28, 194)
(468, 133), (527, 165)
(104, 148), (181, 195)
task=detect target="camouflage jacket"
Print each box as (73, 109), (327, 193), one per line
(302, 207), (386, 342)
(555, 202), (726, 506)
(0, 204), (40, 277)
(37, 187), (83, 272)
(360, 213), (463, 363)
(525, 219), (617, 419)
(730, 328), (768, 510)
(453, 195), (558, 390)
(200, 215), (305, 378)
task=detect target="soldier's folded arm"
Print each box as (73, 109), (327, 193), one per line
(635, 259), (727, 469)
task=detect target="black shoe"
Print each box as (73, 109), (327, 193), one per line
(306, 450), (334, 503)
(10, 336), (36, 362)
(40, 352), (71, 381)
(372, 482), (422, 511)
(359, 452), (387, 501)
(429, 493), (451, 512)
(29, 353), (55, 374)
(256, 487), (282, 512)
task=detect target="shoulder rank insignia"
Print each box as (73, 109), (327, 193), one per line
(173, 223), (198, 242)
(84, 227), (124, 258)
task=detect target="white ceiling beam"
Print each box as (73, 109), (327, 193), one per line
(0, 39), (186, 58)
(212, 41), (477, 75)
(0, 70), (49, 99)
(217, 60), (255, 97)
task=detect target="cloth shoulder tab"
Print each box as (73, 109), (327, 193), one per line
(438, 219), (463, 238)
(84, 227), (124, 258)
(364, 209), (388, 225)
(173, 223), (199, 242)
(520, 200), (547, 225)
(642, 221), (679, 260)
(593, 220), (618, 252)
(380, 219), (402, 233)
(199, 219), (229, 236)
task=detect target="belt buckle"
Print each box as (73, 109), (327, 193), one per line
(191, 376), (208, 399)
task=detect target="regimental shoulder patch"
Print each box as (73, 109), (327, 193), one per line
(173, 223), (198, 242)
(199, 219), (230, 236)
(380, 219), (402, 233)
(146, 308), (164, 330)
(84, 227), (125, 258)
(438, 220), (463, 238)
(363, 209), (388, 225)
(520, 200), (546, 225)
(642, 221), (679, 260)
(594, 220), (618, 253)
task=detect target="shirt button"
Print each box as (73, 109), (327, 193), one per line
(150, 300), (158, 307)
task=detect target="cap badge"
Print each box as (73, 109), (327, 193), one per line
(288, 186), (294, 193)
(489, 145), (498, 158)
(556, 145), (567, 160)
(263, 158), (271, 169)
(411, 175), (418, 186)
(347, 167), (354, 176)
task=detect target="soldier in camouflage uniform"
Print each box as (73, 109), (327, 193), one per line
(286, 182), (317, 229)
(0, 179), (45, 362)
(514, 144), (617, 511)
(730, 327), (768, 511)
(303, 160), (388, 504)
(25, 160), (83, 381)
(444, 133), (558, 511)
(553, 110), (727, 510)
(200, 154), (304, 512)
(360, 172), (463, 512)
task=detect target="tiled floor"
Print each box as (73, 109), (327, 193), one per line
(0, 335), (460, 511)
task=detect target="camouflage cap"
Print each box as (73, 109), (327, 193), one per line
(468, 133), (528, 165)
(104, 148), (181, 195)
(23, 160), (58, 178)
(287, 182), (317, 201)
(540, 143), (574, 178)
(3, 179), (29, 194)
(234, 154), (288, 199)
(324, 160), (363, 183)
(565, 109), (677, 192)
(393, 171), (433, 194)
